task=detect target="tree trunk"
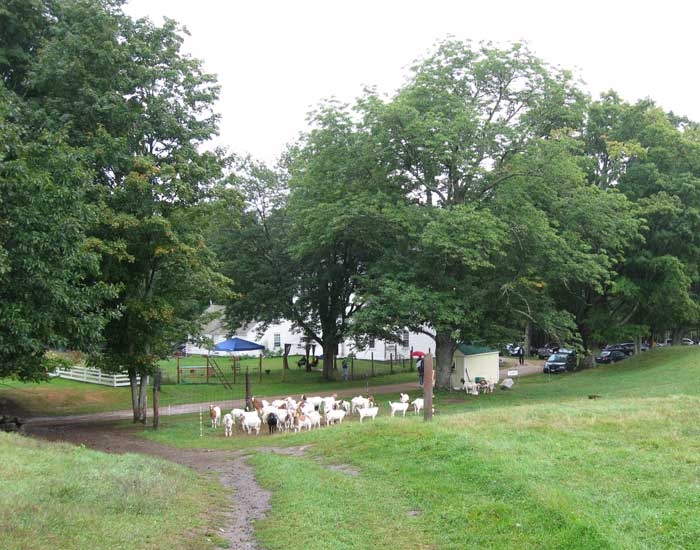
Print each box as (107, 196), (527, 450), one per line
(634, 335), (641, 355)
(524, 320), (532, 356)
(305, 344), (311, 372)
(672, 329), (682, 346)
(282, 344), (291, 382)
(137, 374), (149, 425)
(321, 339), (336, 380)
(129, 369), (139, 423)
(435, 330), (457, 391)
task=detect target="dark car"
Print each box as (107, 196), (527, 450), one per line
(543, 352), (576, 374)
(537, 343), (560, 359)
(595, 350), (627, 364)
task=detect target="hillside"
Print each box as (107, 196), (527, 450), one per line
(239, 347), (700, 549)
(0, 433), (222, 550)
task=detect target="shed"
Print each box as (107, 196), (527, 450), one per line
(451, 344), (500, 389)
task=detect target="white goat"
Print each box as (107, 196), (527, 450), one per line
(209, 405), (221, 428)
(399, 393), (410, 403)
(325, 409), (346, 426)
(411, 398), (424, 415)
(388, 401), (409, 417)
(358, 406), (379, 423)
(242, 414), (261, 435)
(294, 414), (313, 432)
(307, 410), (322, 430)
(337, 400), (351, 413)
(351, 396), (371, 414)
(223, 413), (234, 437)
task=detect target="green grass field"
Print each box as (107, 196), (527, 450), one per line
(140, 347), (700, 549)
(0, 433), (224, 550)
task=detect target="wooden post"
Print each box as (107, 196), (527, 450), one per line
(177, 355), (181, 384)
(153, 368), (161, 430)
(245, 368), (252, 411)
(402, 357), (405, 371)
(258, 353), (262, 383)
(232, 356), (236, 385)
(351, 356), (354, 381)
(410, 346), (414, 371)
(206, 355), (210, 384)
(390, 353), (394, 374)
(371, 352), (374, 377)
(424, 351), (434, 422)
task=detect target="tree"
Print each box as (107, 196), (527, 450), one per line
(220, 104), (402, 379)
(9, 0), (230, 421)
(0, 85), (115, 380)
(359, 40), (589, 388)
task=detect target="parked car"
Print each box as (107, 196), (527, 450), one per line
(543, 352), (576, 374)
(595, 350), (627, 364)
(682, 338), (696, 346)
(604, 342), (635, 355)
(537, 343), (560, 359)
(506, 343), (524, 357)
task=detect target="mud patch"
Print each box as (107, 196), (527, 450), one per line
(255, 445), (360, 476)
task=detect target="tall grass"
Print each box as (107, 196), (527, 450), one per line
(0, 433), (222, 550)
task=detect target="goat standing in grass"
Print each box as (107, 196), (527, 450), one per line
(209, 405), (221, 428)
(358, 406), (379, 423)
(223, 413), (234, 437)
(388, 401), (409, 417)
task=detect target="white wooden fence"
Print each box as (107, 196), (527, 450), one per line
(50, 366), (138, 387)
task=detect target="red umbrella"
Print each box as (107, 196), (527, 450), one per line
(411, 351), (426, 357)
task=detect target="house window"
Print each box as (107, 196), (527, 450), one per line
(273, 333), (281, 348)
(369, 338), (375, 349)
(400, 330), (410, 348)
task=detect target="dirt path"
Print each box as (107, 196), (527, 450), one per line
(26, 420), (271, 549)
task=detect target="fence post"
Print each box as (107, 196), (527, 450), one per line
(371, 352), (374, 377)
(390, 353), (393, 374)
(153, 368), (161, 430)
(245, 368), (252, 411)
(351, 356), (354, 381)
(410, 346), (414, 371)
(206, 355), (210, 384)
(177, 355), (181, 384)
(258, 354), (262, 383)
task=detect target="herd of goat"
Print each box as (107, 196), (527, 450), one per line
(209, 392), (428, 436)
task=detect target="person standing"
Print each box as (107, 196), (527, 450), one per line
(417, 357), (425, 386)
(342, 358), (349, 381)
(517, 346), (525, 366)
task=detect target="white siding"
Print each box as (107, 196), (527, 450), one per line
(451, 351), (500, 388)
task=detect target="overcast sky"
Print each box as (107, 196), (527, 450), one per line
(125, 0), (699, 163)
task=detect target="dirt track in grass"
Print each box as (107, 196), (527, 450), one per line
(26, 421), (271, 550)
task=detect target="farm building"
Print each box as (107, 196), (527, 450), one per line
(185, 305), (436, 359)
(450, 344), (500, 388)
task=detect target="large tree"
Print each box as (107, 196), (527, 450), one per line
(220, 104), (402, 379)
(358, 40), (590, 388)
(0, 86), (115, 380)
(6, 0), (230, 421)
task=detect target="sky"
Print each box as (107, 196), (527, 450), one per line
(124, 0), (700, 164)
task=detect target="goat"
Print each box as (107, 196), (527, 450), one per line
(223, 413), (234, 437)
(358, 406), (379, 423)
(209, 405), (221, 428)
(267, 412), (278, 434)
(307, 410), (322, 430)
(251, 397), (264, 413)
(299, 401), (316, 415)
(337, 400), (351, 413)
(399, 393), (410, 403)
(388, 401), (409, 417)
(271, 399), (287, 408)
(351, 396), (371, 414)
(325, 409), (346, 426)
(411, 398), (424, 415)
(242, 414), (261, 435)
(293, 412), (313, 432)
(305, 395), (324, 410)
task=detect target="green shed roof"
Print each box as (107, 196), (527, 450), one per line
(456, 344), (498, 356)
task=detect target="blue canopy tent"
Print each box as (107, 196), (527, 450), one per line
(213, 337), (265, 352)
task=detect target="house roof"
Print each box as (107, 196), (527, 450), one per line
(456, 344), (498, 356)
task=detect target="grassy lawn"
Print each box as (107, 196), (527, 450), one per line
(0, 433), (224, 550)
(139, 347), (700, 548)
(0, 367), (416, 417)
